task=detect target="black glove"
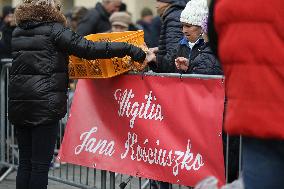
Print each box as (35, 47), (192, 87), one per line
(128, 45), (146, 63)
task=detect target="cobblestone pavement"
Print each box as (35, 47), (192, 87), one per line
(0, 165), (190, 189)
(0, 172), (78, 189)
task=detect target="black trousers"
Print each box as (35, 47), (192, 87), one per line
(15, 123), (59, 189)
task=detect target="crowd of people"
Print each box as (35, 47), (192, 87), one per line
(0, 0), (283, 189)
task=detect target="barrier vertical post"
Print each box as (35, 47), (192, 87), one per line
(110, 171), (115, 189)
(0, 63), (7, 163)
(101, 170), (107, 189)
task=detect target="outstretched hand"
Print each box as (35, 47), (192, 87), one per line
(149, 47), (159, 54)
(145, 50), (157, 63)
(175, 57), (189, 72)
(141, 44), (157, 63)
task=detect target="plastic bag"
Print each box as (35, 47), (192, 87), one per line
(194, 176), (244, 189)
(221, 179), (244, 189)
(194, 177), (219, 189)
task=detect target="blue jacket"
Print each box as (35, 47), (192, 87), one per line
(175, 37), (223, 75)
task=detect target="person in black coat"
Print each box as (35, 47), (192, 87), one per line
(0, 6), (15, 59)
(148, 0), (189, 73)
(137, 8), (157, 48)
(174, 0), (222, 75)
(77, 0), (122, 36)
(10, 1), (146, 189)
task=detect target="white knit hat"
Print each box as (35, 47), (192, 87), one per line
(180, 0), (209, 32)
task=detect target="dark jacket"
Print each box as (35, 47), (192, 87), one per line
(137, 20), (156, 48)
(9, 4), (145, 127)
(0, 23), (15, 59)
(151, 16), (162, 48)
(149, 0), (188, 73)
(175, 37), (223, 75)
(208, 0), (218, 58)
(77, 3), (111, 36)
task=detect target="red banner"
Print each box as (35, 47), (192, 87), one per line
(59, 75), (225, 187)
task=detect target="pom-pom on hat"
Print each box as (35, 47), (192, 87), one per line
(180, 0), (209, 32)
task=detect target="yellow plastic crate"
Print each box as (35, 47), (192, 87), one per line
(69, 30), (147, 79)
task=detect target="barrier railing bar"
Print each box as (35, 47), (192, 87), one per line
(66, 163), (69, 180)
(139, 177), (142, 189)
(73, 164), (75, 181)
(6, 118), (10, 163)
(225, 134), (229, 183)
(1, 64), (11, 163)
(80, 165), (82, 183)
(0, 166), (14, 182)
(101, 170), (107, 189)
(128, 71), (224, 80)
(142, 179), (149, 189)
(110, 171), (115, 189)
(86, 167), (89, 185)
(93, 168), (97, 187)
(238, 136), (243, 178)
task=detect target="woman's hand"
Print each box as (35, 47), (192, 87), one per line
(141, 44), (157, 63)
(149, 47), (159, 54)
(175, 57), (189, 71)
(146, 50), (157, 63)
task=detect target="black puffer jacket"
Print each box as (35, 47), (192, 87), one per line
(9, 4), (146, 126)
(150, 0), (188, 73)
(77, 3), (111, 36)
(175, 37), (223, 75)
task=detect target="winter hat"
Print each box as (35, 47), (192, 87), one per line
(23, 0), (62, 9)
(141, 8), (153, 18)
(180, 0), (209, 32)
(157, 0), (177, 4)
(110, 12), (131, 28)
(15, 0), (66, 26)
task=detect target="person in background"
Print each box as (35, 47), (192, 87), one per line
(9, 0), (147, 188)
(174, 0), (222, 75)
(208, 0), (284, 188)
(117, 3), (139, 31)
(150, 16), (162, 48)
(148, 0), (189, 73)
(0, 7), (15, 177)
(70, 7), (88, 31)
(119, 2), (127, 12)
(127, 13), (140, 31)
(109, 11), (131, 32)
(77, 0), (121, 36)
(137, 8), (157, 48)
(0, 6), (15, 59)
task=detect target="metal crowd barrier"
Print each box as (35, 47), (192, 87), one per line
(0, 58), (242, 189)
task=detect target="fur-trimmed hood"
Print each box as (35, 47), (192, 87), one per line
(14, 3), (67, 26)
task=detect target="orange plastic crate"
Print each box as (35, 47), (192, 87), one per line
(69, 30), (146, 79)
